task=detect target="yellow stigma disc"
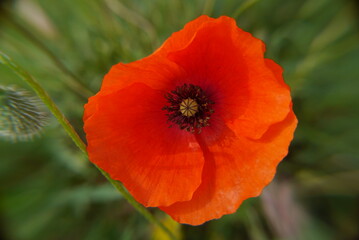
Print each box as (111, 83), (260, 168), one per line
(180, 98), (198, 117)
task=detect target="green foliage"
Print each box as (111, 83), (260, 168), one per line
(0, 0), (358, 239)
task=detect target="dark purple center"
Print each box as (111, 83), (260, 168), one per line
(162, 84), (214, 133)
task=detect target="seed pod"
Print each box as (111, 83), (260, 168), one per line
(0, 85), (49, 141)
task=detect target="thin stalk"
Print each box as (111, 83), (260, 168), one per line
(2, 10), (94, 99)
(0, 52), (177, 240)
(232, 0), (260, 18)
(202, 0), (215, 16)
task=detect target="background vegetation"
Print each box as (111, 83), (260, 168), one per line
(0, 0), (358, 239)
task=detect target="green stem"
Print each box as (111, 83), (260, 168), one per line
(232, 0), (260, 18)
(202, 0), (215, 16)
(0, 52), (177, 240)
(97, 167), (177, 240)
(0, 52), (86, 153)
(2, 10), (94, 99)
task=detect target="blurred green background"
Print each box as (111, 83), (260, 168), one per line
(0, 0), (358, 239)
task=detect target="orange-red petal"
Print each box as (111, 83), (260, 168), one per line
(160, 111), (297, 225)
(84, 15), (298, 225)
(84, 83), (205, 207)
(154, 15), (213, 55)
(94, 16), (214, 97)
(158, 16), (291, 140)
(99, 55), (184, 96)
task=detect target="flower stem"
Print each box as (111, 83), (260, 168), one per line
(0, 52), (86, 153)
(2, 10), (94, 99)
(232, 0), (260, 18)
(0, 52), (178, 240)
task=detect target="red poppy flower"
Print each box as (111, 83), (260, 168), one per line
(84, 15), (297, 225)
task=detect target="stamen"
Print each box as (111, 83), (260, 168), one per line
(162, 84), (214, 133)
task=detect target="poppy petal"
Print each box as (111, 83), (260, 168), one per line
(265, 58), (290, 89)
(98, 56), (184, 96)
(84, 15), (298, 225)
(155, 15), (213, 55)
(161, 16), (291, 140)
(84, 83), (205, 207)
(160, 111), (297, 225)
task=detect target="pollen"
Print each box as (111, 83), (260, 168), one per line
(180, 98), (198, 117)
(162, 84), (214, 133)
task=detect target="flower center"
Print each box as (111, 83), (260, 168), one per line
(162, 84), (214, 133)
(180, 98), (198, 117)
